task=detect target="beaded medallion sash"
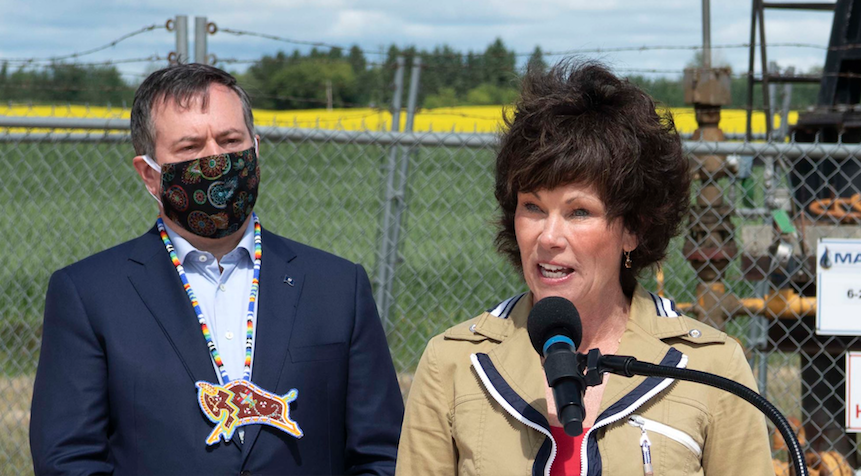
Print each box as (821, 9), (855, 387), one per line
(156, 214), (303, 445)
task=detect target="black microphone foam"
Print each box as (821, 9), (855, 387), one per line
(527, 296), (583, 356)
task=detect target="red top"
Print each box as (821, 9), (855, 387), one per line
(550, 425), (590, 476)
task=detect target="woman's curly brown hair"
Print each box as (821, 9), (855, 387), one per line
(494, 60), (691, 294)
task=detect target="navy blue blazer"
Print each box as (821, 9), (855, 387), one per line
(30, 225), (403, 475)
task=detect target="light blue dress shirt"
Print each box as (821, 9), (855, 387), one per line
(163, 220), (258, 383)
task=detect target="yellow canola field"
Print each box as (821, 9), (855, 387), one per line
(0, 104), (795, 135)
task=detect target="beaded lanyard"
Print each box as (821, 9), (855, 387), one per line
(156, 213), (262, 383)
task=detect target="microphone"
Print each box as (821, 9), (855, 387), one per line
(527, 296), (585, 436)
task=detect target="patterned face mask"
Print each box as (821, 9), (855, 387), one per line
(143, 143), (261, 238)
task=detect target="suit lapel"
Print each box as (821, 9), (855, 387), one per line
(242, 229), (302, 461)
(127, 226), (219, 385)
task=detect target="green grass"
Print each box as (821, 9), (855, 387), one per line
(0, 138), (791, 374)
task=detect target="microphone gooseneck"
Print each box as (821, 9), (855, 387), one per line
(526, 296), (586, 436)
(586, 350), (809, 476)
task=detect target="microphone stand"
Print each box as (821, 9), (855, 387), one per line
(579, 348), (808, 476)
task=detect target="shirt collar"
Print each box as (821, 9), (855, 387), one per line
(162, 218), (256, 265)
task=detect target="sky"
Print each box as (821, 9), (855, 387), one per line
(0, 0), (835, 84)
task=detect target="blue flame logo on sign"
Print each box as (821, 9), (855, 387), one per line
(820, 247), (832, 270)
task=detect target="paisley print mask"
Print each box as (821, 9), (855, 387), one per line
(143, 144), (260, 238)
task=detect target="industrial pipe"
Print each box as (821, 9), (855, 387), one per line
(674, 288), (816, 320)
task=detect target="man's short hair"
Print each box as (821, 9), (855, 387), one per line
(131, 63), (254, 159)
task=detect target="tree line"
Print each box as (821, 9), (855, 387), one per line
(238, 38), (525, 110)
(0, 38), (823, 111)
(0, 62), (134, 106)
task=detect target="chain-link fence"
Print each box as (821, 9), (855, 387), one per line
(3, 116), (861, 474)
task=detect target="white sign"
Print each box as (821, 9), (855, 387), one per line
(816, 238), (861, 335)
(846, 352), (861, 432)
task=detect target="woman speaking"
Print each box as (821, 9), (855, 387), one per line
(396, 61), (773, 475)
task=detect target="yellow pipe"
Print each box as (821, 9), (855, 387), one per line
(673, 289), (816, 320)
(738, 297), (765, 314)
(761, 289), (817, 319)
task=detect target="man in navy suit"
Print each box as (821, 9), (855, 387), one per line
(30, 64), (403, 475)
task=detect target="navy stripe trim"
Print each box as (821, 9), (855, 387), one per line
(487, 292), (526, 319)
(650, 292), (666, 317)
(587, 437), (602, 476)
(597, 348), (683, 418)
(474, 353), (550, 431)
(533, 438), (551, 476)
(649, 292), (681, 318)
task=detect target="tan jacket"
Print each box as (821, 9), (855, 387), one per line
(396, 285), (774, 476)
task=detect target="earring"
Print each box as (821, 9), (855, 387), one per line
(624, 250), (632, 269)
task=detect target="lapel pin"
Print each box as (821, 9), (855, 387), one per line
(284, 276), (295, 286)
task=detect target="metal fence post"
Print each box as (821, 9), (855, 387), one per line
(768, 62), (778, 133)
(194, 16), (208, 65)
(403, 58), (421, 132)
(750, 280), (770, 399)
(375, 56), (405, 328)
(174, 15), (189, 64)
(381, 57), (422, 324)
(779, 66), (795, 140)
(702, 0), (711, 69)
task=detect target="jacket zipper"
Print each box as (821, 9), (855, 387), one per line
(628, 415), (703, 458)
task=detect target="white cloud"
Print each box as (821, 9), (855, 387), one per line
(326, 9), (398, 38)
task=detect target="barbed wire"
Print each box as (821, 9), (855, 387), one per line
(817, 42), (861, 52)
(217, 28), (388, 56)
(537, 42), (827, 56)
(223, 56), (827, 79)
(216, 55), (819, 78)
(213, 27), (831, 60)
(4, 57), (812, 77)
(0, 24), (166, 64)
(616, 68), (861, 81)
(215, 57), (392, 70)
(8, 55), (167, 70)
